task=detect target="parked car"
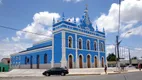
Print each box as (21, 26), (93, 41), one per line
(42, 67), (69, 76)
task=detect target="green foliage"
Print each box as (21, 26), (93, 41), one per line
(107, 53), (116, 61)
(131, 56), (138, 60)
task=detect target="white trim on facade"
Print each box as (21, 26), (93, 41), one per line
(53, 24), (105, 37)
(97, 39), (100, 67)
(68, 54), (74, 68)
(61, 31), (67, 67)
(11, 46), (52, 56)
(51, 34), (54, 68)
(53, 28), (105, 40)
(86, 54), (92, 68)
(66, 47), (99, 53)
(75, 33), (79, 68)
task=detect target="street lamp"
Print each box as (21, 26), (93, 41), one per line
(119, 31), (132, 44)
(115, 31), (131, 69)
(116, 0), (133, 70)
(116, 0), (121, 69)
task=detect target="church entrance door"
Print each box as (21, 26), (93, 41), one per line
(101, 57), (104, 67)
(87, 55), (91, 68)
(69, 55), (73, 68)
(79, 55), (83, 68)
(94, 56), (97, 68)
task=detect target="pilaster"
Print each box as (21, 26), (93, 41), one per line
(75, 33), (79, 68)
(97, 39), (101, 67)
(61, 31), (67, 67)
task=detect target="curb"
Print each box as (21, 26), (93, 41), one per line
(67, 74), (101, 76)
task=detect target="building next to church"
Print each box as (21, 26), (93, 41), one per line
(10, 6), (106, 69)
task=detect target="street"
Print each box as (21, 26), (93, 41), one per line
(0, 71), (142, 80)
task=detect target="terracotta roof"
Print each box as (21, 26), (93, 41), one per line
(1, 58), (10, 61)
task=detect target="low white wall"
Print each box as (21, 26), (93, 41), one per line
(69, 67), (117, 74)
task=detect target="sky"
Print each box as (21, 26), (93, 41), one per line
(0, 0), (142, 60)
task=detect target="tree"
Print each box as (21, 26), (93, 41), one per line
(131, 56), (138, 60)
(107, 53), (116, 61)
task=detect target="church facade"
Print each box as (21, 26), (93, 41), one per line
(10, 7), (106, 69)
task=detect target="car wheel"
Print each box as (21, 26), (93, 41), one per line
(61, 72), (65, 76)
(46, 73), (50, 76)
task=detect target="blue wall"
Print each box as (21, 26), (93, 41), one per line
(11, 49), (52, 65)
(65, 32), (75, 48)
(54, 32), (62, 63)
(65, 31), (105, 64)
(66, 48), (76, 62)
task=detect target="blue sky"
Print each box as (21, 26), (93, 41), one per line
(0, 0), (142, 60)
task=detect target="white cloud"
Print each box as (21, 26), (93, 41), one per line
(130, 48), (142, 59)
(106, 45), (115, 55)
(95, 0), (142, 35)
(121, 23), (134, 32)
(63, 0), (83, 3)
(0, 11), (61, 60)
(0, 0), (2, 4)
(106, 45), (142, 60)
(2, 37), (10, 42)
(0, 42), (31, 61)
(13, 11), (60, 42)
(121, 25), (142, 38)
(0, 11), (60, 60)
(135, 48), (142, 51)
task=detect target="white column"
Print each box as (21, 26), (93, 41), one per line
(51, 35), (54, 68)
(75, 33), (79, 68)
(97, 39), (101, 67)
(61, 31), (67, 67)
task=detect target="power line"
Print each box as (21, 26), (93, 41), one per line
(0, 25), (51, 37)
(0, 25), (141, 51)
(0, 25), (106, 42)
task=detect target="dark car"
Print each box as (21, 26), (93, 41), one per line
(42, 67), (69, 76)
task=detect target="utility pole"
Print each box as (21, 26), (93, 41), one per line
(116, 35), (120, 68)
(116, 0), (121, 70)
(128, 48), (131, 65)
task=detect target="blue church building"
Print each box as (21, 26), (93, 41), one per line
(10, 7), (106, 69)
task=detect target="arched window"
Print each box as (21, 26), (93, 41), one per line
(44, 54), (47, 64)
(100, 42), (104, 51)
(68, 36), (73, 48)
(94, 41), (97, 51)
(78, 38), (82, 49)
(86, 40), (90, 50)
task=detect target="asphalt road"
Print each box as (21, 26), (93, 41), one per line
(0, 71), (142, 80)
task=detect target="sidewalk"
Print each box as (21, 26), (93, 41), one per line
(0, 68), (140, 77)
